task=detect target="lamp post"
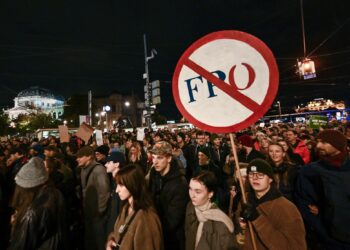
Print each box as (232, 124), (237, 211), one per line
(103, 105), (110, 132)
(277, 101), (282, 118)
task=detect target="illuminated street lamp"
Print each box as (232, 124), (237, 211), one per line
(103, 105), (111, 131)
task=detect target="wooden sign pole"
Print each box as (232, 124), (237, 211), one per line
(229, 133), (257, 250)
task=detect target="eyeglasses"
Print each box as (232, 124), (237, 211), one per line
(248, 172), (265, 179)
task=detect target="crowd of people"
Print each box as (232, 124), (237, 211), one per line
(0, 121), (350, 250)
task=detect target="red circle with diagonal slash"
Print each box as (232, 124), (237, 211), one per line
(172, 30), (279, 133)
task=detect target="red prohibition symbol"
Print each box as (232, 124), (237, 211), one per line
(172, 30), (279, 133)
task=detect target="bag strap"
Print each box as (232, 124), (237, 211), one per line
(116, 210), (139, 249)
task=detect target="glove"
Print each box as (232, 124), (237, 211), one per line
(240, 203), (259, 221)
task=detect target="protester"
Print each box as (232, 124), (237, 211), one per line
(241, 159), (306, 249)
(148, 141), (189, 250)
(285, 129), (310, 164)
(296, 129), (350, 249)
(76, 146), (110, 250)
(8, 157), (67, 250)
(185, 171), (237, 250)
(106, 164), (163, 250)
(104, 151), (126, 235)
(267, 143), (299, 202)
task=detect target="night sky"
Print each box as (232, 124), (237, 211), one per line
(0, 0), (349, 120)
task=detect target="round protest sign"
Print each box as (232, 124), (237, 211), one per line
(172, 30), (279, 133)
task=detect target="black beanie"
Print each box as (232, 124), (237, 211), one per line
(317, 129), (347, 152)
(247, 159), (274, 178)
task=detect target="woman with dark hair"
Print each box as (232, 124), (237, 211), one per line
(185, 171), (237, 250)
(9, 157), (67, 250)
(267, 143), (299, 202)
(106, 164), (163, 250)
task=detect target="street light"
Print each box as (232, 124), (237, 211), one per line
(124, 101), (130, 107)
(277, 101), (282, 118)
(103, 105), (110, 132)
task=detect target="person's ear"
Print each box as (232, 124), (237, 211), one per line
(208, 191), (214, 200)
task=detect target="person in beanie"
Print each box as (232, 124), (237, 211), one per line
(241, 159), (306, 250)
(95, 145), (110, 165)
(296, 129), (350, 249)
(9, 157), (67, 250)
(76, 146), (110, 250)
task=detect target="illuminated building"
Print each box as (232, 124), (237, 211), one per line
(5, 86), (65, 120)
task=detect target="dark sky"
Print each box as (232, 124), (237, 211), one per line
(0, 0), (349, 120)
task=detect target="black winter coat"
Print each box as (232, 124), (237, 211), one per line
(149, 159), (189, 250)
(9, 184), (67, 250)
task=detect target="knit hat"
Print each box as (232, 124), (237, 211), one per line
(198, 146), (211, 159)
(237, 134), (254, 148)
(150, 141), (172, 155)
(247, 159), (274, 178)
(76, 146), (95, 158)
(15, 157), (49, 188)
(106, 151), (126, 166)
(317, 129), (347, 152)
(95, 145), (110, 156)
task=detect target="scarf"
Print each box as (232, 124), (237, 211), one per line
(194, 202), (234, 248)
(319, 151), (347, 168)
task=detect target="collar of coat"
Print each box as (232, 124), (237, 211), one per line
(248, 185), (282, 206)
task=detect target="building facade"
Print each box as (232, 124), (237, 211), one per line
(5, 86), (65, 120)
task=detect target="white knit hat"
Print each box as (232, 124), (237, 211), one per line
(15, 157), (49, 188)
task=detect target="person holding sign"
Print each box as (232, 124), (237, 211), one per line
(241, 159), (306, 250)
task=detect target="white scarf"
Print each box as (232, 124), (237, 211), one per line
(194, 202), (234, 248)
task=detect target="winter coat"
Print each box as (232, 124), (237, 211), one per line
(271, 162), (299, 203)
(185, 202), (237, 250)
(108, 205), (163, 250)
(9, 184), (67, 250)
(80, 160), (110, 250)
(149, 159), (189, 250)
(295, 157), (350, 248)
(243, 186), (307, 250)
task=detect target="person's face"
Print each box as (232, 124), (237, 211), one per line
(152, 154), (171, 176)
(248, 172), (272, 197)
(177, 135), (183, 143)
(198, 152), (209, 166)
(130, 147), (137, 155)
(29, 148), (36, 156)
(189, 179), (213, 207)
(116, 183), (132, 201)
(105, 161), (119, 174)
(76, 155), (92, 167)
(260, 138), (270, 148)
(316, 140), (340, 157)
(213, 138), (221, 146)
(286, 131), (297, 143)
(196, 135), (205, 146)
(95, 152), (106, 161)
(268, 145), (285, 164)
(278, 141), (289, 152)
